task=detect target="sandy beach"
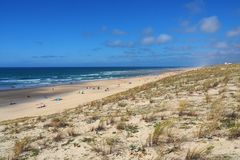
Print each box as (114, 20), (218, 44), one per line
(0, 69), (188, 122)
(0, 64), (240, 160)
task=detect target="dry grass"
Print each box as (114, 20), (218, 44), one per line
(205, 93), (211, 103)
(196, 120), (219, 138)
(0, 64), (239, 159)
(142, 113), (156, 123)
(44, 117), (68, 128)
(178, 100), (196, 116)
(203, 79), (219, 92)
(185, 145), (214, 160)
(94, 119), (106, 132)
(150, 120), (174, 146)
(53, 132), (64, 142)
(90, 138), (119, 156)
(228, 123), (240, 139)
(66, 127), (78, 137)
(13, 137), (31, 158)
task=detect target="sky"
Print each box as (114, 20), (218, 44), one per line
(0, 0), (240, 67)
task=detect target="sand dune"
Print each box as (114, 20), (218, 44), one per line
(1, 65), (240, 160)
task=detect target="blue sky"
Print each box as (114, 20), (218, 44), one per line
(0, 0), (240, 67)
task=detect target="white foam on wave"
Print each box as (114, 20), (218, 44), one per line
(0, 79), (41, 83)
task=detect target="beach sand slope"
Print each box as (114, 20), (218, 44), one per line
(0, 65), (240, 160)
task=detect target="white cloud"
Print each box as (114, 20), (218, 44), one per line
(185, 0), (205, 14)
(105, 40), (134, 48)
(112, 29), (127, 35)
(142, 27), (154, 36)
(213, 41), (229, 49)
(179, 19), (197, 33)
(200, 16), (220, 33)
(227, 27), (240, 37)
(141, 36), (155, 45)
(141, 34), (172, 45)
(156, 34), (172, 44)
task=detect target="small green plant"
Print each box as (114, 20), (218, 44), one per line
(82, 137), (95, 143)
(31, 148), (40, 157)
(106, 137), (118, 146)
(116, 122), (126, 130)
(118, 102), (127, 107)
(129, 144), (137, 151)
(125, 124), (138, 133)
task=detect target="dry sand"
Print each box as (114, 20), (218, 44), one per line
(0, 70), (188, 121)
(0, 64), (239, 160)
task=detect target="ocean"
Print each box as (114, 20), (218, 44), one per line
(0, 67), (181, 90)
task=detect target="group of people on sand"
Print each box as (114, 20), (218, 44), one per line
(9, 83), (118, 108)
(85, 86), (110, 92)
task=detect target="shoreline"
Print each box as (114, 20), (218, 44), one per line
(0, 67), (185, 92)
(0, 68), (193, 122)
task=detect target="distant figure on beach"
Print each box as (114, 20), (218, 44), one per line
(105, 88), (109, 92)
(37, 103), (46, 108)
(97, 86), (100, 90)
(52, 88), (54, 91)
(54, 97), (62, 101)
(9, 102), (16, 105)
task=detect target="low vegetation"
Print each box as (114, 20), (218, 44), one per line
(0, 64), (240, 159)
